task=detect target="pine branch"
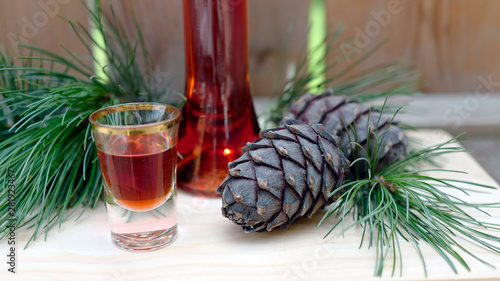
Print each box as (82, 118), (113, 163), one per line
(319, 111), (500, 277)
(0, 1), (180, 246)
(0, 57), (108, 245)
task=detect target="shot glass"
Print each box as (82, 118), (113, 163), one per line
(89, 103), (180, 251)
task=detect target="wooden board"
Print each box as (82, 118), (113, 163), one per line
(1, 130), (500, 281)
(2, 0), (500, 95)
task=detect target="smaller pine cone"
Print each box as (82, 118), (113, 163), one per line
(217, 118), (349, 232)
(287, 89), (408, 172)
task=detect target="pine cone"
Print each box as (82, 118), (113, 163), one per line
(216, 118), (349, 232)
(287, 89), (408, 172)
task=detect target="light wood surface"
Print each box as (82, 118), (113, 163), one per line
(2, 0), (500, 95)
(1, 130), (499, 281)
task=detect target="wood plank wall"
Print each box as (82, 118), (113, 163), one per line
(1, 0), (499, 96)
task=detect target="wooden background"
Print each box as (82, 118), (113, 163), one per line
(1, 0), (500, 96)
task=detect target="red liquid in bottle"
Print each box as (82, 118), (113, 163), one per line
(98, 135), (177, 211)
(178, 0), (260, 196)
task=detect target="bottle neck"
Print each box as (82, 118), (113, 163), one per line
(183, 0), (250, 101)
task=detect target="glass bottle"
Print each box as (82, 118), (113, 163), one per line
(178, 0), (260, 196)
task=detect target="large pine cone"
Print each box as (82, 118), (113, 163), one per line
(216, 118), (349, 232)
(287, 89), (408, 172)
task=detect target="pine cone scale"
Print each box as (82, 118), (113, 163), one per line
(229, 160), (256, 180)
(282, 159), (307, 197)
(283, 188), (301, 216)
(255, 166), (284, 199)
(272, 139), (306, 168)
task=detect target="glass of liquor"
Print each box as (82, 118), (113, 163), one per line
(89, 103), (180, 251)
